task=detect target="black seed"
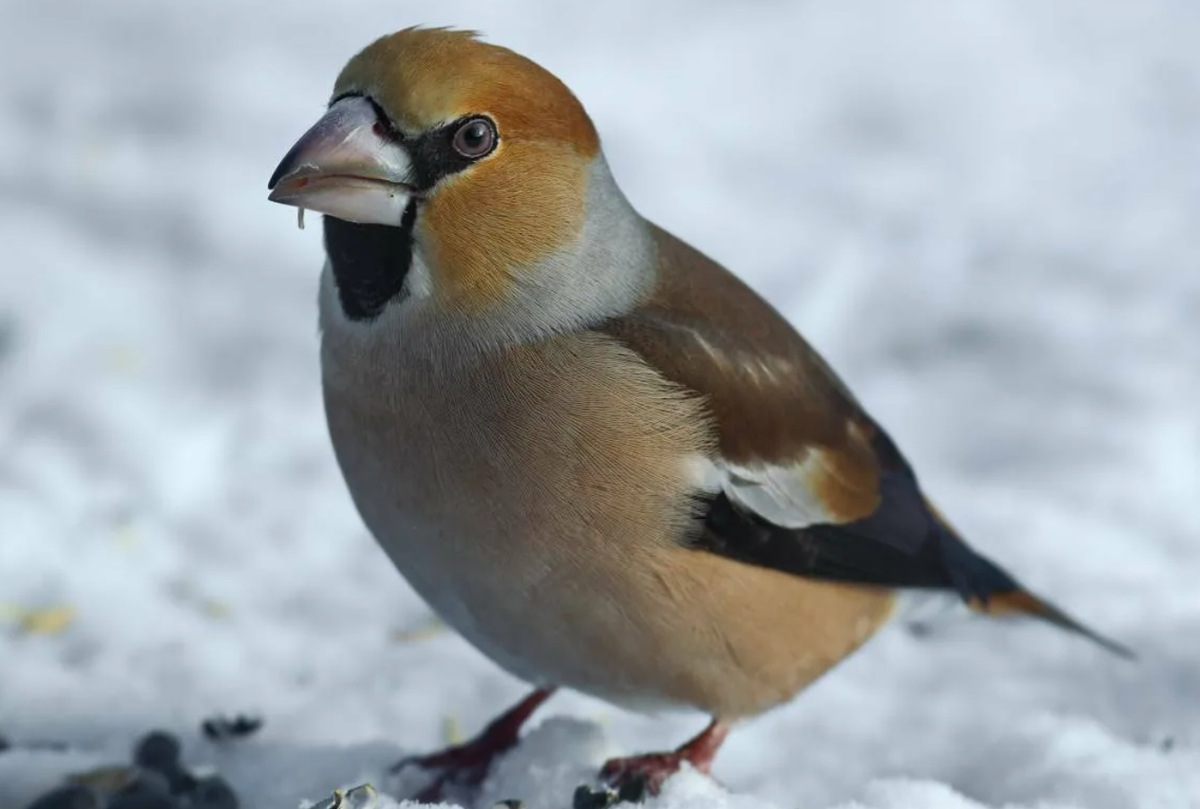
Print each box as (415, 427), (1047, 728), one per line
(133, 732), (182, 773)
(570, 785), (618, 809)
(24, 785), (100, 809)
(189, 776), (238, 809)
(200, 715), (262, 742)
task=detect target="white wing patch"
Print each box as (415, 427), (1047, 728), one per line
(684, 454), (838, 529)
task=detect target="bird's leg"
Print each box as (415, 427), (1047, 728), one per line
(597, 719), (729, 798)
(391, 686), (556, 802)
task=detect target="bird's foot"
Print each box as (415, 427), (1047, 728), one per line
(390, 688), (555, 803)
(597, 751), (696, 799)
(576, 720), (729, 805)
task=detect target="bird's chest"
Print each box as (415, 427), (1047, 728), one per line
(318, 328), (710, 688)
(323, 352), (556, 642)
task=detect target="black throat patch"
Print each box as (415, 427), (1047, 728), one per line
(322, 200), (419, 322)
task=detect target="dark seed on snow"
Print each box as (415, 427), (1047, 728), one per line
(570, 785), (618, 809)
(200, 715), (262, 742)
(24, 785), (100, 809)
(189, 776), (239, 809)
(133, 731), (182, 773)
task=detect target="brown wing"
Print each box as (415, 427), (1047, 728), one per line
(601, 224), (898, 531)
(597, 224), (1132, 657)
(602, 224), (890, 523)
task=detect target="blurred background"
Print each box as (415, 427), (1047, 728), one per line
(1, 1), (1198, 808)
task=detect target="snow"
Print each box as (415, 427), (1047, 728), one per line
(1, 1), (1199, 808)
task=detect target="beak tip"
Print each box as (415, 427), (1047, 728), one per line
(267, 165), (287, 193)
(268, 140), (307, 192)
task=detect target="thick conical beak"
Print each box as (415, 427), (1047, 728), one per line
(267, 96), (416, 226)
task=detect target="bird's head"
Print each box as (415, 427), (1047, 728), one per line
(269, 27), (652, 329)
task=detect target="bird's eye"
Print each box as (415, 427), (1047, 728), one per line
(452, 117), (497, 159)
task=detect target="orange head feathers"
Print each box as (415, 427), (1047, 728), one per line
(334, 27), (599, 155)
(269, 27), (622, 314)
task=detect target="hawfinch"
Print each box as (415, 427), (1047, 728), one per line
(267, 26), (1130, 803)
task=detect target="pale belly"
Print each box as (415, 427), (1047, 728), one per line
(319, 332), (897, 719)
(325, 420), (709, 711)
(351, 485), (661, 705)
(319, 332), (711, 709)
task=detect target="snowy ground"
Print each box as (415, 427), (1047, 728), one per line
(2, 1), (1199, 808)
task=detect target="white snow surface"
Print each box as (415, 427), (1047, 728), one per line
(2, 1), (1199, 808)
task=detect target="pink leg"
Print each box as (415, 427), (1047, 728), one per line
(599, 719), (730, 796)
(392, 687), (556, 802)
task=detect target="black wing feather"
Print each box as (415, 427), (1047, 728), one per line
(692, 422), (1135, 658)
(695, 425), (1023, 603)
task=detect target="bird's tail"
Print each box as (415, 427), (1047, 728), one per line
(966, 587), (1136, 660)
(925, 499), (1136, 660)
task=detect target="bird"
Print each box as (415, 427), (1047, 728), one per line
(266, 26), (1131, 804)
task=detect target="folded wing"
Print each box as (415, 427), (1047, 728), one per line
(599, 224), (1131, 658)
